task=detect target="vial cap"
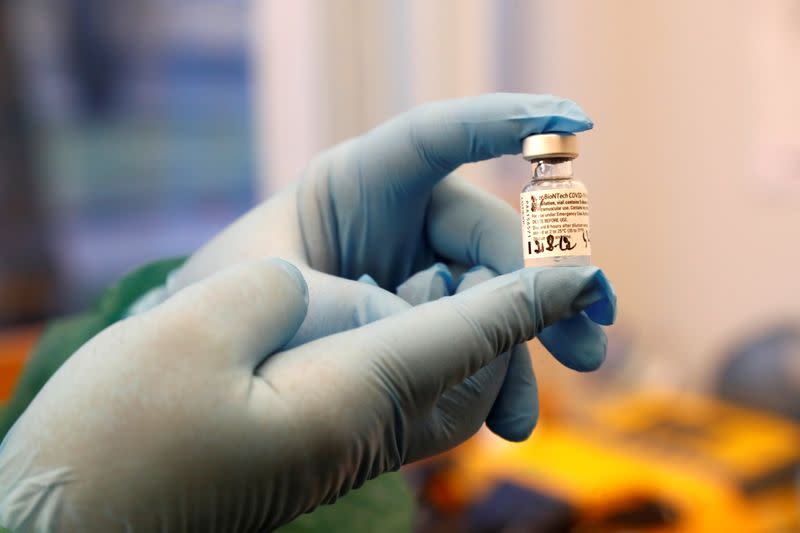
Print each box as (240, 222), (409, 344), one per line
(522, 133), (578, 161)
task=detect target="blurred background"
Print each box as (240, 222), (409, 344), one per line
(2, 0), (800, 531)
(0, 0), (253, 322)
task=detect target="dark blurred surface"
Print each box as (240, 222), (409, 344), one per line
(717, 325), (800, 420)
(0, 2), (59, 325)
(0, 0), (255, 327)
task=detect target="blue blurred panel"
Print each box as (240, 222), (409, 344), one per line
(17, 0), (256, 312)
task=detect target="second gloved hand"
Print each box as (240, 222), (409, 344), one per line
(0, 259), (614, 532)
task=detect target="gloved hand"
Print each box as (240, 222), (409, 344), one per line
(0, 258), (615, 532)
(0, 93), (617, 532)
(171, 93), (605, 441)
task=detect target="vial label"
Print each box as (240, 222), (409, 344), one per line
(520, 188), (591, 261)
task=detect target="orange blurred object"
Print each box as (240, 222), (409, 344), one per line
(0, 326), (39, 402)
(417, 392), (800, 532)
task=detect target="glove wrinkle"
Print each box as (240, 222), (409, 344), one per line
(0, 464), (73, 533)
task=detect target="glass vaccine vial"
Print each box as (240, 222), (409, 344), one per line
(520, 133), (591, 267)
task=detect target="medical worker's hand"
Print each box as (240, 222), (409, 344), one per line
(0, 259), (615, 532)
(171, 93), (606, 441)
(175, 93), (594, 287)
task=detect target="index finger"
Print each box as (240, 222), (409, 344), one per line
(356, 93), (593, 188)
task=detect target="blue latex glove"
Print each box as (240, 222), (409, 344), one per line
(172, 93), (608, 440)
(0, 94), (617, 531)
(0, 259), (614, 531)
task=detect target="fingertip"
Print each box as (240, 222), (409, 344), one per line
(169, 258), (311, 368)
(285, 271), (410, 349)
(487, 410), (538, 442)
(433, 263), (456, 293)
(560, 98), (594, 129)
(357, 273), (379, 287)
(538, 313), (608, 372)
(589, 335), (608, 371)
(584, 326), (608, 371)
(359, 285), (411, 325)
(520, 266), (616, 328)
(456, 265), (498, 292)
(266, 258), (310, 308)
(584, 269), (617, 326)
(516, 94), (594, 135)
(396, 263), (455, 305)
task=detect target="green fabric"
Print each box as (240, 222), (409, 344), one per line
(278, 472), (414, 533)
(0, 259), (414, 532)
